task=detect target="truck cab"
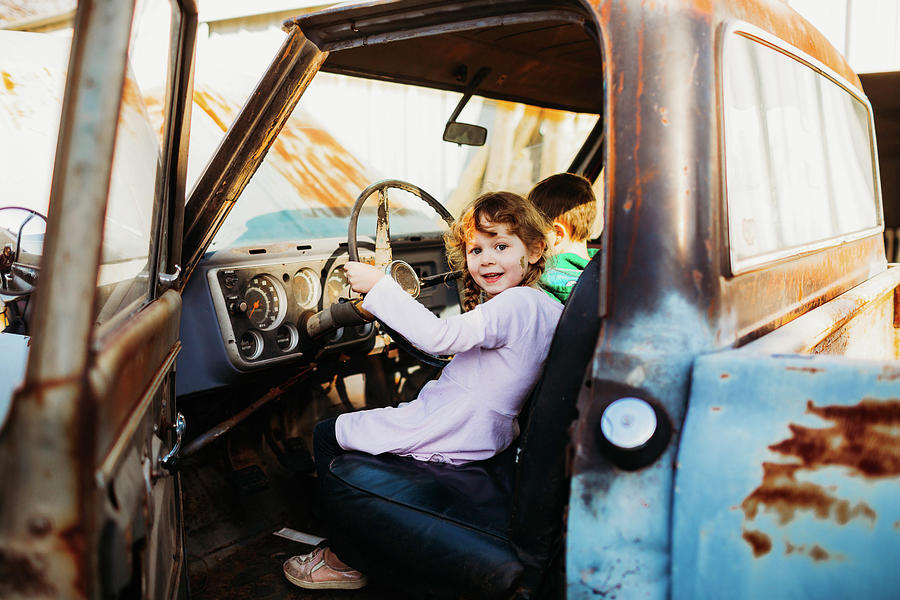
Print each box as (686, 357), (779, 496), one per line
(0, 0), (897, 598)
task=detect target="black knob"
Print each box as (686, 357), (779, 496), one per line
(229, 300), (248, 315)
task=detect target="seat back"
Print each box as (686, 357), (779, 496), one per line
(510, 252), (602, 568)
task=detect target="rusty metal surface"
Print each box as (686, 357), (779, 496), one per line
(737, 266), (900, 357)
(562, 0), (882, 597)
(672, 353), (900, 598)
(0, 2), (136, 599)
(722, 237), (889, 347)
(89, 290), (182, 466)
(181, 30), (327, 288)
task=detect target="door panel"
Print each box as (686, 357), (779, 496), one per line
(93, 291), (183, 598)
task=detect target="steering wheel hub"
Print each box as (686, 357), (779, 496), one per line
(385, 260), (420, 298)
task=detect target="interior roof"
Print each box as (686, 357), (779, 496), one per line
(317, 18), (603, 115)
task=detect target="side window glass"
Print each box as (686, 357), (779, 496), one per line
(95, 0), (172, 327)
(18, 214), (45, 263)
(723, 31), (882, 274)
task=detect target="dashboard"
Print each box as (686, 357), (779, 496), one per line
(176, 235), (457, 397)
(207, 244), (376, 369)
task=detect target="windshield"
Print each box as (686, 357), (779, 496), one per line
(187, 72), (599, 251)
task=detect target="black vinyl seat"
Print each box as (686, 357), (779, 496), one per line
(320, 254), (602, 599)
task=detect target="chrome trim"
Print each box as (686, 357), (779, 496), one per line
(158, 264), (181, 286)
(239, 330), (265, 360)
(276, 323), (300, 353)
(158, 412), (185, 471)
(292, 267), (322, 310)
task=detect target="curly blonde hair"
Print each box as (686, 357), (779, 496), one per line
(444, 191), (550, 311)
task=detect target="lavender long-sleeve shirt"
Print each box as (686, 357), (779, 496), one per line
(334, 275), (563, 464)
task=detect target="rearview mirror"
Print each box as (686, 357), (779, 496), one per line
(443, 121), (487, 146)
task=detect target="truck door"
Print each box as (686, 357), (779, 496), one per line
(0, 1), (196, 598)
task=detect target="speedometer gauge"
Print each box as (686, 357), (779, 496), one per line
(324, 264), (351, 306)
(242, 274), (286, 331)
(292, 268), (321, 310)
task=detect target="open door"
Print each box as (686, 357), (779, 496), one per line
(0, 1), (196, 597)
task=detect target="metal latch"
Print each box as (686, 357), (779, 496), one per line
(158, 412), (185, 472)
(158, 264), (181, 287)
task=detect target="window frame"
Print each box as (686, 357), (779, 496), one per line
(718, 22), (884, 277)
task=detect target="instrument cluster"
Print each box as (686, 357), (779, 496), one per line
(208, 250), (375, 370)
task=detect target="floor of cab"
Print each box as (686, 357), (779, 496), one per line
(180, 428), (394, 599)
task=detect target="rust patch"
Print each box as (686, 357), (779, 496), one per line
(0, 548), (57, 596)
(809, 545), (829, 561)
(741, 463), (875, 526)
(720, 373), (730, 379)
(60, 525), (87, 596)
(742, 529), (772, 557)
(711, 406), (721, 412)
(784, 541), (840, 561)
(771, 400), (900, 477)
(785, 366), (824, 374)
(741, 398), (900, 557)
(1, 71), (14, 92)
(877, 365), (900, 381)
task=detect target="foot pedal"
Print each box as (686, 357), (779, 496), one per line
(227, 465), (269, 494)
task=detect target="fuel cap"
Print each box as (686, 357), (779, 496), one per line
(596, 396), (671, 471)
(601, 397), (657, 449)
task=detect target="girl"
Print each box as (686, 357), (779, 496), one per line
(283, 191), (564, 590)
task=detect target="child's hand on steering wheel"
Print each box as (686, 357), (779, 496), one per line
(344, 261), (384, 294)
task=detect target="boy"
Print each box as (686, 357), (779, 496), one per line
(527, 172), (601, 303)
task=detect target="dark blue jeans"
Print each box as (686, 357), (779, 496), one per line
(313, 417), (346, 480)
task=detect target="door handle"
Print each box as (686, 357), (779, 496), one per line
(158, 412), (185, 472)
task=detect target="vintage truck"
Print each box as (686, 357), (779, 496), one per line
(1, 0), (898, 598)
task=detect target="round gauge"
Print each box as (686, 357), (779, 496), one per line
(292, 268), (321, 310)
(242, 274), (286, 331)
(324, 265), (351, 306)
(238, 330), (264, 360)
(275, 323), (299, 352)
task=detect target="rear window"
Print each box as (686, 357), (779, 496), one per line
(722, 28), (882, 274)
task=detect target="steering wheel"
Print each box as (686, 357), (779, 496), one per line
(347, 179), (461, 367)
